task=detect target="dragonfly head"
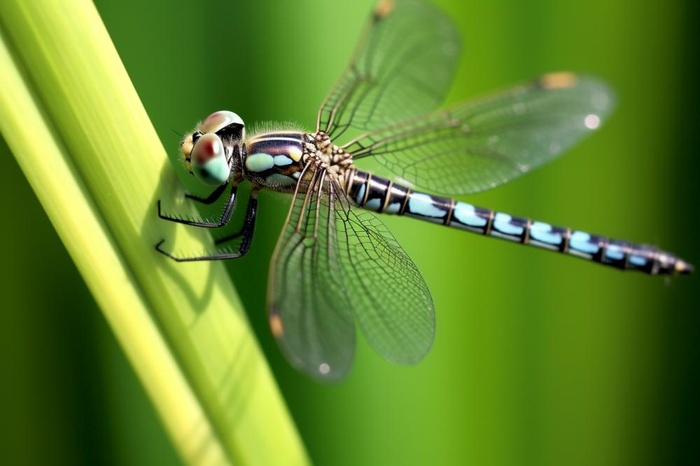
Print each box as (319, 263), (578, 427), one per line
(181, 110), (245, 185)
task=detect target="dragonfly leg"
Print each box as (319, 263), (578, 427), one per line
(184, 182), (229, 205)
(155, 191), (259, 261)
(213, 192), (258, 254)
(157, 182), (236, 228)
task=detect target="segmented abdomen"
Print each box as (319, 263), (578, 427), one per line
(345, 169), (691, 275)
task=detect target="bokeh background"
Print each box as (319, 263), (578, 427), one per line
(1, 0), (698, 465)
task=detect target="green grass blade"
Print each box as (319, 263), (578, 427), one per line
(0, 1), (308, 465)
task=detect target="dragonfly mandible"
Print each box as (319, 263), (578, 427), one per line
(156, 0), (693, 381)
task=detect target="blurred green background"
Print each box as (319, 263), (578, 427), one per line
(1, 0), (698, 465)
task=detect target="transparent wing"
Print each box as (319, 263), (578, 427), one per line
(317, 0), (460, 141)
(333, 178), (434, 367)
(268, 166), (434, 381)
(267, 167), (356, 381)
(343, 73), (615, 195)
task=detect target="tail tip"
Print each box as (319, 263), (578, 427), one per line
(675, 259), (694, 275)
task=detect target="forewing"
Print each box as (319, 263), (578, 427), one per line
(268, 168), (355, 381)
(268, 167), (435, 380)
(344, 73), (615, 195)
(317, 0), (460, 140)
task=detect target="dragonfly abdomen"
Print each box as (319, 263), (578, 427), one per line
(346, 169), (692, 275)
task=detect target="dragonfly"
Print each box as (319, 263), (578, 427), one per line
(156, 0), (693, 381)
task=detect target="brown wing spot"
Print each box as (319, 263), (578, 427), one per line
(269, 313), (284, 337)
(539, 72), (577, 90)
(374, 0), (395, 19)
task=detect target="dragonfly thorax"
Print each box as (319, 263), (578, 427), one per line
(240, 131), (308, 192)
(237, 130), (354, 192)
(310, 131), (353, 172)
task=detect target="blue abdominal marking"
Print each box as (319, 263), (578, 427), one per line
(453, 202), (487, 228)
(529, 222), (562, 247)
(629, 255), (648, 267)
(569, 231), (600, 255)
(492, 213), (524, 239)
(384, 202), (402, 214)
(365, 198), (382, 210)
(604, 244), (625, 261)
(408, 193), (447, 220)
(355, 184), (366, 205)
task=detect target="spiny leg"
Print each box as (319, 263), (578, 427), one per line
(184, 181), (229, 205)
(213, 190), (259, 256)
(156, 190), (259, 261)
(157, 181), (237, 228)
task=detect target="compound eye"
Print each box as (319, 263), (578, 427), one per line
(200, 110), (245, 135)
(190, 133), (231, 185)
